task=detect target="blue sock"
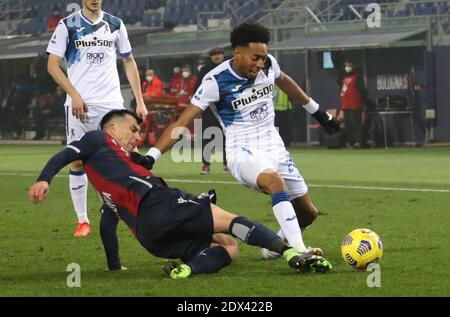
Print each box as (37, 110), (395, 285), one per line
(271, 191), (290, 206)
(186, 246), (232, 274)
(229, 217), (289, 254)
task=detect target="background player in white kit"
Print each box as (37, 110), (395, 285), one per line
(46, 0), (148, 237)
(132, 23), (339, 260)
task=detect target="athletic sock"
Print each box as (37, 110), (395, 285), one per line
(69, 170), (89, 223)
(277, 227), (306, 240)
(229, 217), (290, 255)
(277, 229), (286, 240)
(271, 191), (306, 252)
(187, 246), (232, 274)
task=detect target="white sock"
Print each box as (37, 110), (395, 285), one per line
(277, 223), (307, 239)
(277, 229), (286, 240)
(69, 171), (89, 223)
(272, 192), (306, 252)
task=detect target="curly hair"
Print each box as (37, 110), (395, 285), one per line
(230, 22), (271, 49)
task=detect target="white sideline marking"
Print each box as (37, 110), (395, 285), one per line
(1, 172), (450, 193)
(167, 179), (450, 193)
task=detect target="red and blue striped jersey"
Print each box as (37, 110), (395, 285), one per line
(38, 130), (165, 235)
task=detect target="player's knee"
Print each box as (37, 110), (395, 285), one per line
(221, 235), (239, 260)
(257, 170), (286, 194)
(212, 233), (239, 260)
(223, 242), (239, 261)
(70, 160), (84, 171)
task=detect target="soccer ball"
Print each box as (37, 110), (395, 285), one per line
(341, 228), (383, 270)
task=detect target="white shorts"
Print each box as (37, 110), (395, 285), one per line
(227, 146), (308, 200)
(65, 104), (125, 143)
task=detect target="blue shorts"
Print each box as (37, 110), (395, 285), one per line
(136, 187), (214, 263)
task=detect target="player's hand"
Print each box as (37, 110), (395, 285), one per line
(71, 95), (88, 120)
(130, 152), (155, 170)
(28, 181), (49, 204)
(135, 100), (148, 120)
(312, 110), (340, 135)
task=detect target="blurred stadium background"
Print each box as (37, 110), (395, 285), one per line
(0, 0), (449, 146)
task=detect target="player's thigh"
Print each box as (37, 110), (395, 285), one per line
(85, 105), (125, 131)
(137, 187), (214, 247)
(228, 147), (280, 190)
(66, 104), (124, 143)
(278, 156), (308, 200)
(210, 204), (237, 233)
(66, 106), (88, 143)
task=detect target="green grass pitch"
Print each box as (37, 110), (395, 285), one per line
(0, 144), (449, 296)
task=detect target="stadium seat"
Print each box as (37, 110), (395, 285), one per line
(394, 10), (410, 18)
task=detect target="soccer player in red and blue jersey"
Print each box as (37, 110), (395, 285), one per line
(29, 109), (331, 278)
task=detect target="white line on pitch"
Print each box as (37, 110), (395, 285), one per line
(1, 172), (449, 193)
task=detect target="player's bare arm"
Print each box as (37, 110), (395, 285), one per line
(154, 104), (202, 154)
(47, 54), (88, 120)
(123, 55), (148, 120)
(130, 105), (202, 170)
(275, 71), (310, 105)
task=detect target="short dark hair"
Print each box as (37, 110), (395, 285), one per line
(230, 22), (271, 49)
(100, 109), (142, 130)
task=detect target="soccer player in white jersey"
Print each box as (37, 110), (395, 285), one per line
(132, 23), (339, 262)
(46, 0), (148, 237)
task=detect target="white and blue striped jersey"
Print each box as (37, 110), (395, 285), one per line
(47, 10), (131, 107)
(191, 54), (288, 158)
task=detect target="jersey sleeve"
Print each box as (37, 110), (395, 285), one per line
(190, 76), (220, 110)
(117, 21), (132, 58)
(37, 131), (103, 183)
(100, 205), (122, 270)
(268, 54), (281, 80)
(66, 130), (104, 158)
(46, 20), (68, 58)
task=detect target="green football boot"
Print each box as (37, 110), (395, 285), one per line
(163, 260), (192, 279)
(283, 248), (333, 273)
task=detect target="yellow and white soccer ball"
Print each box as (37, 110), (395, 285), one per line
(341, 228), (383, 270)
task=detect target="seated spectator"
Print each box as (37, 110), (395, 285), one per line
(168, 66), (181, 95)
(169, 64), (197, 104)
(142, 69), (164, 97)
(48, 6), (64, 34)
